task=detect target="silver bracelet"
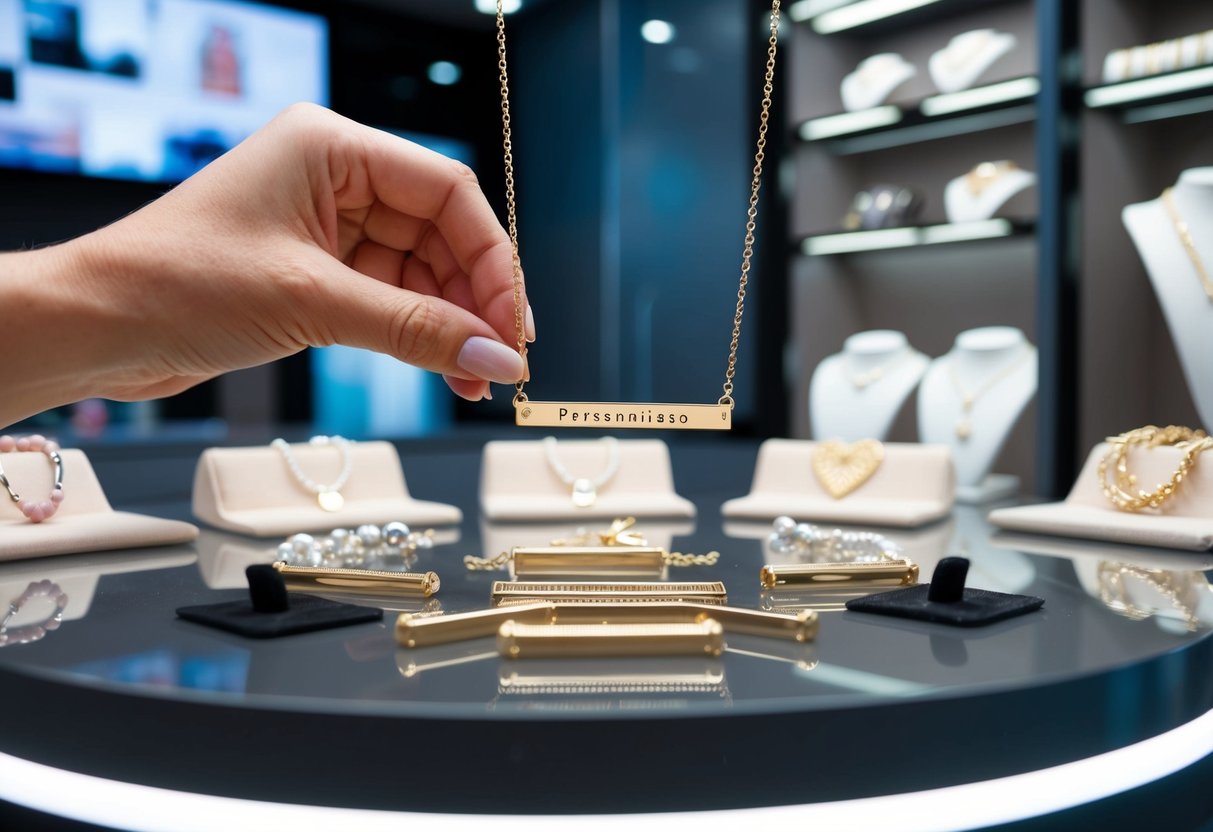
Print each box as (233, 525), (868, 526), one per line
(766, 516), (902, 562)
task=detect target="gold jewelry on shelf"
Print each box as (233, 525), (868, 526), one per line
(946, 346), (1036, 441)
(760, 559), (919, 589)
(463, 517), (720, 572)
(272, 562), (441, 597)
(1160, 187), (1213, 302)
(1097, 425), (1212, 513)
(495, 1), (782, 430)
(542, 436), (620, 507)
(1145, 42), (1163, 75)
(491, 580), (727, 606)
(497, 619), (724, 659)
(964, 160), (1018, 197)
(1097, 562), (1205, 632)
(811, 439), (885, 499)
(396, 601), (816, 648)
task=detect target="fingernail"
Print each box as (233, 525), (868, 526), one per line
(525, 304), (536, 343)
(484, 386), (493, 401)
(457, 336), (524, 384)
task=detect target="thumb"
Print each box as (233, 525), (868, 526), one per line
(312, 262), (525, 385)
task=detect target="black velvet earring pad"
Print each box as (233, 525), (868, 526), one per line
(845, 585), (1044, 627)
(177, 595), (382, 638)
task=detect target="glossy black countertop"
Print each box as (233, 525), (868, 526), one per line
(0, 437), (1210, 814)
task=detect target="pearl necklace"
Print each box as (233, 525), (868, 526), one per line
(543, 436), (621, 508)
(271, 436), (354, 511)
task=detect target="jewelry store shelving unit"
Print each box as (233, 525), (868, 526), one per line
(1078, 0), (1209, 461)
(785, 0), (1067, 493)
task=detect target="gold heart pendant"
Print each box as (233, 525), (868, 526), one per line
(812, 439), (885, 500)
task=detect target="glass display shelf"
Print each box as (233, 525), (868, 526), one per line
(788, 0), (1006, 36)
(800, 218), (1034, 255)
(799, 77), (1039, 154)
(0, 439), (1209, 816)
(1085, 66), (1213, 125)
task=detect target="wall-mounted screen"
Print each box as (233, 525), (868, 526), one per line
(0, 0), (327, 182)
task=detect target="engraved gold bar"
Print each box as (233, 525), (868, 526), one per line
(497, 620), (725, 659)
(548, 602), (817, 643)
(759, 560), (919, 589)
(515, 400), (732, 431)
(491, 580), (727, 605)
(273, 562), (441, 596)
(498, 659), (725, 694)
(511, 546), (667, 578)
(395, 602), (555, 648)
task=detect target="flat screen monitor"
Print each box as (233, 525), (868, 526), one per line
(0, 0), (328, 182)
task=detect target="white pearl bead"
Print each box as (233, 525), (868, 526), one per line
(415, 534), (433, 549)
(290, 533), (315, 555)
(382, 521), (410, 546)
(773, 516), (796, 536)
(357, 524), (381, 546)
(330, 528), (349, 544)
(277, 542), (294, 560)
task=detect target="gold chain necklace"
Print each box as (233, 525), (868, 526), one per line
(1160, 187), (1213, 303)
(495, 0), (781, 431)
(1097, 424), (1212, 513)
(946, 345), (1035, 441)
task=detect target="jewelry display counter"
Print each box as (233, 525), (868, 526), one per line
(0, 439), (1209, 824)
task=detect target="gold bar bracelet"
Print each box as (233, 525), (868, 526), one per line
(759, 560), (918, 589)
(273, 562), (441, 596)
(511, 546), (667, 577)
(491, 580), (727, 605)
(395, 601), (816, 648)
(497, 620), (725, 659)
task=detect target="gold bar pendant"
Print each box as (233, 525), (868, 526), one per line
(396, 603), (555, 648)
(491, 580), (727, 605)
(759, 559), (919, 589)
(497, 620), (725, 659)
(511, 546), (667, 578)
(498, 658), (726, 695)
(273, 562), (441, 596)
(515, 400), (732, 431)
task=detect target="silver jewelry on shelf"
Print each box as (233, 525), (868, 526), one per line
(766, 516), (902, 562)
(271, 435), (354, 511)
(277, 521), (434, 569)
(543, 436), (621, 508)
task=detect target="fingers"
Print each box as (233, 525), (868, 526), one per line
(310, 253), (525, 386)
(444, 375), (490, 402)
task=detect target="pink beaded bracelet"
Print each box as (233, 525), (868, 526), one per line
(0, 434), (65, 523)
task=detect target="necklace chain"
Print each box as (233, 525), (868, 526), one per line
(542, 436), (621, 488)
(495, 0), (782, 407)
(946, 345), (1035, 410)
(271, 436), (354, 495)
(1160, 187), (1213, 302)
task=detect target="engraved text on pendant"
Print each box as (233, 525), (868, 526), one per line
(318, 490), (345, 511)
(516, 401), (733, 431)
(571, 478), (597, 508)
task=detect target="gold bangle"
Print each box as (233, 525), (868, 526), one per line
(1097, 425), (1212, 513)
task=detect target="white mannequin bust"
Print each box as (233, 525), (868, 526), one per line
(918, 326), (1038, 496)
(928, 29), (1017, 94)
(810, 330), (929, 442)
(841, 53), (916, 113)
(1122, 168), (1213, 431)
(944, 161), (1037, 223)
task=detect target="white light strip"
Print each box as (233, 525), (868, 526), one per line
(1, 708), (1211, 831)
(802, 663), (933, 696)
(921, 218), (1015, 244)
(803, 227), (920, 255)
(812, 0), (943, 34)
(1085, 65), (1213, 108)
(800, 105), (901, 141)
(921, 77), (1040, 116)
(787, 0), (849, 23)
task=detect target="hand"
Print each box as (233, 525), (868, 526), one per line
(1, 104), (534, 426)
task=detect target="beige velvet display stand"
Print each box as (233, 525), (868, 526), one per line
(192, 441), (461, 538)
(479, 439), (695, 521)
(721, 439), (954, 528)
(0, 449), (198, 561)
(989, 444), (1213, 552)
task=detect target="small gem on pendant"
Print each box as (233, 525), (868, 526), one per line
(955, 419), (972, 441)
(318, 490), (344, 512)
(571, 478), (597, 508)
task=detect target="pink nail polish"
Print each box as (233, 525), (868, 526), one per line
(457, 336), (524, 384)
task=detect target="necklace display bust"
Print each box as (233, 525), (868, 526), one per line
(841, 53), (916, 112)
(1122, 167), (1213, 431)
(810, 331), (929, 442)
(928, 29), (1017, 94)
